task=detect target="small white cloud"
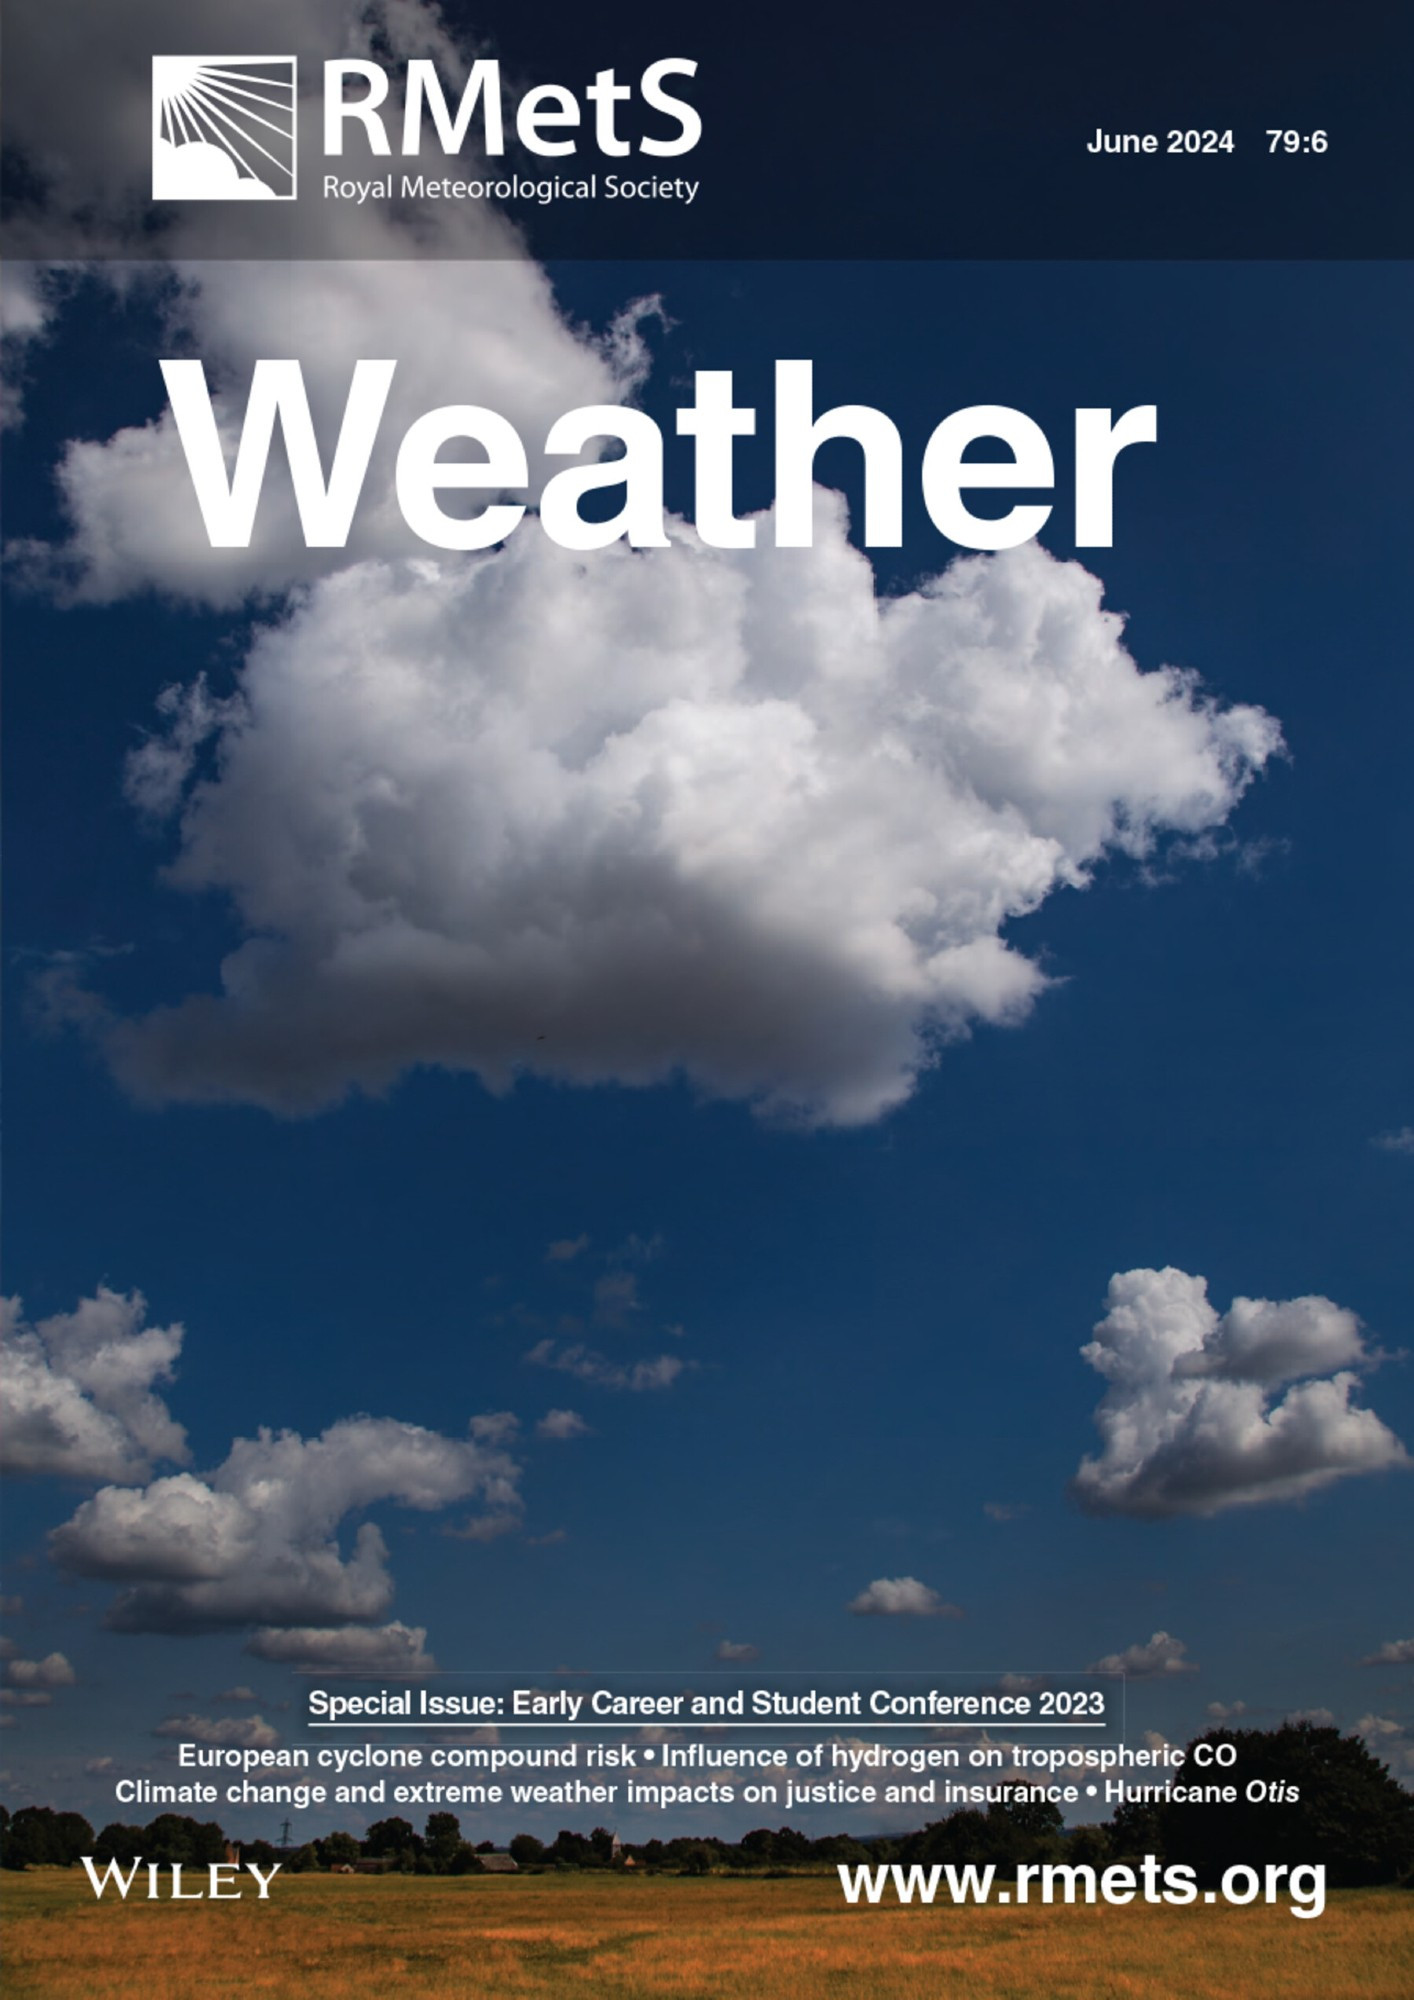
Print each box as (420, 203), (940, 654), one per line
(525, 1340), (688, 1393)
(593, 1271), (642, 1327)
(1088, 1631), (1196, 1679)
(4, 1651), (77, 1689)
(215, 1685), (258, 1702)
(155, 1712), (280, 1748)
(1, 1287), (189, 1482)
(1206, 1700), (1250, 1722)
(1, 263), (60, 431)
(546, 1236), (590, 1264)
(444, 1512), (520, 1543)
(126, 677), (242, 822)
(469, 1412), (520, 1445)
(84, 1756), (115, 1774)
(0, 1690), (53, 1708)
(1361, 1638), (1414, 1668)
(1073, 1268), (1407, 1517)
(1284, 1707), (1336, 1728)
(1372, 1128), (1414, 1155)
(983, 1502), (1028, 1522)
(537, 1409), (591, 1440)
(246, 1621), (436, 1675)
(848, 1577), (962, 1618)
(715, 1639), (760, 1663)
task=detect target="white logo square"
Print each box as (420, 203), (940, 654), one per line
(153, 57), (297, 201)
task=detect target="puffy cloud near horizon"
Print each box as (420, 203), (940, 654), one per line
(246, 1621), (436, 1675)
(1361, 1638), (1414, 1668)
(1072, 1268), (1407, 1518)
(1087, 1631), (1196, 1679)
(1356, 1714), (1414, 1783)
(47, 1415), (520, 1634)
(715, 1639), (760, 1662)
(155, 1711), (280, 1749)
(848, 1577), (962, 1618)
(47, 533), (1282, 1128)
(1, 1288), (189, 1483)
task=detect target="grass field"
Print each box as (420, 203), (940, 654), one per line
(4, 1871), (1411, 2000)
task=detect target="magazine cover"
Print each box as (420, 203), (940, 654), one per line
(3, 4), (1411, 1994)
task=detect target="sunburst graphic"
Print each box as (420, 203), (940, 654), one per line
(152, 56), (297, 201)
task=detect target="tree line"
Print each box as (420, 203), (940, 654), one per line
(4, 1724), (1411, 1886)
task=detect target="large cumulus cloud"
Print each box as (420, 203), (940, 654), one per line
(1072, 1267), (1408, 1517)
(11, 0), (1285, 1130)
(61, 529), (1283, 1127)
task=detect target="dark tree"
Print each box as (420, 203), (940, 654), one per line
(1, 1805), (95, 1868)
(1152, 1723), (1414, 1888)
(810, 1834), (871, 1864)
(316, 1830), (361, 1868)
(424, 1812), (462, 1870)
(142, 1815), (226, 1866)
(93, 1822), (146, 1865)
(1108, 1794), (1168, 1862)
(509, 1833), (545, 1865)
(364, 1815), (423, 1861)
(1066, 1823), (1114, 1868)
(899, 1800), (1064, 1870)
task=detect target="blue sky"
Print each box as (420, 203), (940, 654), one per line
(1, 0), (1411, 1840)
(4, 251), (1411, 1840)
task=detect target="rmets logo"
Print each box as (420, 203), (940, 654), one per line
(152, 57), (297, 200)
